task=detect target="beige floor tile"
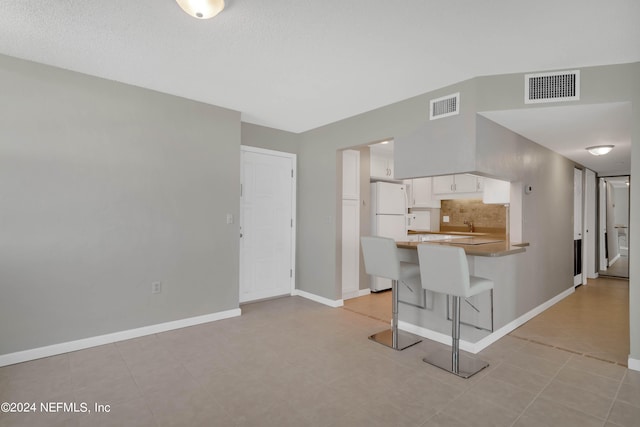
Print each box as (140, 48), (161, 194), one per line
(0, 373), (74, 403)
(325, 402), (418, 427)
(539, 379), (614, 420)
(422, 412), (470, 427)
(554, 365), (622, 399)
(467, 376), (538, 414)
(144, 386), (233, 427)
(623, 369), (640, 387)
(440, 392), (520, 426)
(615, 382), (640, 408)
(73, 373), (141, 406)
(515, 397), (604, 427)
(487, 362), (553, 394)
(132, 363), (200, 399)
(607, 400), (640, 427)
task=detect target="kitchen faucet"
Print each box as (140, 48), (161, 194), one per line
(464, 220), (474, 232)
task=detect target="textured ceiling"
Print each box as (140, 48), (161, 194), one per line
(0, 1), (639, 174)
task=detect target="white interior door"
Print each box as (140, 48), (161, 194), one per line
(240, 147), (296, 303)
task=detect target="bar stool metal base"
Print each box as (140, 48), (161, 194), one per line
(422, 349), (489, 379)
(368, 329), (422, 351)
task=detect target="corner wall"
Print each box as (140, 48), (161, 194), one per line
(0, 55), (242, 357)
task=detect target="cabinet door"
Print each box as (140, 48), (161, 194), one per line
(342, 150), (360, 200)
(370, 151), (392, 178)
(412, 177), (440, 208)
(432, 175), (455, 194)
(341, 199), (360, 298)
(454, 174), (479, 193)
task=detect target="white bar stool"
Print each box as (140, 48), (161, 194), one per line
(360, 236), (423, 350)
(417, 244), (493, 378)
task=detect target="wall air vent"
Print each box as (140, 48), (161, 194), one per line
(525, 70), (580, 104)
(429, 92), (460, 120)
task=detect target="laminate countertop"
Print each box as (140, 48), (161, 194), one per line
(396, 239), (528, 257)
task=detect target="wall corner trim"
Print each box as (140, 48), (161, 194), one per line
(292, 289), (344, 308)
(628, 356), (640, 372)
(0, 308), (242, 368)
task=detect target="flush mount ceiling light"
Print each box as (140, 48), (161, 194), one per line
(176, 0), (225, 19)
(586, 145), (614, 156)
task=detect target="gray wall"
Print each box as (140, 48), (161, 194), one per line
(0, 55), (241, 355)
(476, 116), (575, 299)
(394, 79), (478, 179)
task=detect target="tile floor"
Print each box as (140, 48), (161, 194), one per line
(1, 293), (638, 426)
(510, 277), (630, 366)
(346, 277), (630, 366)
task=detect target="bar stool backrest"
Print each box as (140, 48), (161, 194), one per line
(417, 244), (470, 297)
(360, 236), (400, 281)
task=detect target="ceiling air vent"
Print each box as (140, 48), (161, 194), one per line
(525, 70), (580, 104)
(430, 92), (460, 120)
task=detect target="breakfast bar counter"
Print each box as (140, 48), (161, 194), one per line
(396, 239), (528, 257)
(393, 237), (532, 353)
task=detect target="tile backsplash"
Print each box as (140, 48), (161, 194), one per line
(440, 199), (506, 233)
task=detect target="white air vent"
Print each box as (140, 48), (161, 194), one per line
(430, 92), (460, 120)
(525, 70), (580, 104)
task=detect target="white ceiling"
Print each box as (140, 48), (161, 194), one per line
(1, 1), (638, 173)
(480, 103), (633, 176)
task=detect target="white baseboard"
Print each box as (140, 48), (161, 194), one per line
(399, 286), (575, 354)
(629, 357), (640, 372)
(342, 288), (371, 300)
(292, 289), (344, 307)
(0, 308), (241, 368)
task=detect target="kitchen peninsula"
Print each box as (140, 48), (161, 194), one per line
(394, 234), (536, 354)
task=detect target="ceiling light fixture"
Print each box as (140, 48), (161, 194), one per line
(176, 0), (225, 19)
(586, 145), (614, 156)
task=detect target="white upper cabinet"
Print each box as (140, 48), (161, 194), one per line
(342, 149), (360, 200)
(409, 177), (440, 208)
(369, 143), (394, 180)
(432, 174), (484, 198)
(482, 177), (510, 204)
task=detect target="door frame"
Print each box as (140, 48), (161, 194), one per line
(574, 167), (584, 287)
(584, 169), (597, 280)
(239, 145), (297, 302)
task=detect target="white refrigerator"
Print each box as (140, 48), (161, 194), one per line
(370, 181), (408, 292)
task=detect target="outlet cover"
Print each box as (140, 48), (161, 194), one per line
(151, 282), (162, 294)
(443, 216), (450, 223)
